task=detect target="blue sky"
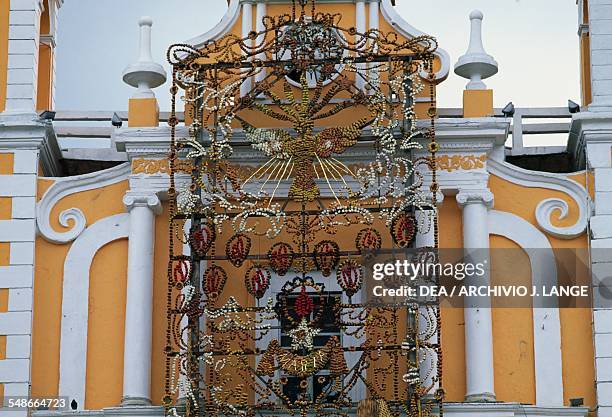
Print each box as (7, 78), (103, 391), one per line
(54, 0), (580, 111)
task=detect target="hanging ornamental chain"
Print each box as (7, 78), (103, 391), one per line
(163, 1), (443, 417)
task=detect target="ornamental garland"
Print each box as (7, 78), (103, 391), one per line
(257, 337), (348, 378)
(164, 1), (443, 417)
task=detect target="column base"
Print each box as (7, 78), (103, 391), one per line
(34, 406), (165, 417)
(121, 397), (152, 407)
(465, 392), (496, 402)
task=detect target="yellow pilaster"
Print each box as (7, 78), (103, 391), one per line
(463, 89), (494, 118)
(0, 289), (8, 312)
(128, 98), (160, 127)
(0, 336), (6, 360)
(0, 198), (11, 220)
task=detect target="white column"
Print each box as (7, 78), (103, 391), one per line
(5, 0), (44, 114)
(254, 0), (267, 84)
(368, 0), (379, 31)
(456, 189), (496, 403)
(240, 1), (254, 97)
(355, 0), (366, 91)
(121, 190), (162, 406)
(368, 0), (380, 88)
(588, 0), (612, 111)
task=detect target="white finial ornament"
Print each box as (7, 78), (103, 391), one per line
(454, 10), (498, 90)
(122, 16), (167, 98)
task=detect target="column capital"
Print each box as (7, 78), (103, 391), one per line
(456, 189), (494, 208)
(123, 191), (162, 215)
(420, 191), (445, 207)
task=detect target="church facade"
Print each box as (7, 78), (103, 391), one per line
(0, 1), (610, 417)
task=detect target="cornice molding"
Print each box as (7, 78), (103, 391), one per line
(568, 111), (612, 169)
(37, 163), (131, 244)
(0, 116), (62, 176)
(114, 126), (189, 159)
(487, 158), (589, 240)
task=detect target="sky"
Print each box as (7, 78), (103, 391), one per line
(54, 0), (581, 112)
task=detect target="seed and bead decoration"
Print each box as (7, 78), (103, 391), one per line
(356, 227), (382, 253)
(336, 259), (364, 298)
(203, 265), (228, 301)
(245, 264), (271, 299)
(189, 222), (216, 257)
(226, 233), (252, 267)
(312, 240), (340, 277)
(391, 212), (417, 248)
(164, 2), (443, 416)
(268, 242), (294, 276)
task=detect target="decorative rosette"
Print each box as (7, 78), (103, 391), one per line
(226, 233), (251, 267)
(245, 264), (271, 299)
(391, 213), (417, 248)
(313, 240), (340, 277)
(355, 228), (382, 253)
(203, 265), (227, 300)
(189, 222), (216, 257)
(173, 259), (191, 285)
(268, 242), (294, 276)
(336, 259), (363, 298)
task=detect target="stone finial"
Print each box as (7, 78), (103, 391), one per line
(454, 10), (498, 90)
(122, 16), (167, 99)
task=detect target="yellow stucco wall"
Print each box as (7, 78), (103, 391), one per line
(27, 169), (594, 409)
(25, 1), (595, 411)
(30, 179), (129, 406)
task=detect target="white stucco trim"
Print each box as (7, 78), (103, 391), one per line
(488, 210), (564, 407)
(58, 214), (130, 410)
(380, 0), (450, 81)
(488, 158), (589, 240)
(37, 163), (130, 244)
(443, 402), (588, 417)
(184, 0), (240, 49)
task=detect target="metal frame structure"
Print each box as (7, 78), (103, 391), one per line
(163, 2), (443, 417)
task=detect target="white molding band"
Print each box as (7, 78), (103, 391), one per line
(58, 214), (130, 410)
(488, 210), (564, 406)
(442, 402), (588, 417)
(487, 158), (589, 240)
(37, 163), (130, 244)
(185, 0), (240, 49)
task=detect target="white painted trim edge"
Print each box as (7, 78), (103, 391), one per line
(184, 0), (241, 48)
(380, 0), (450, 81)
(36, 163), (130, 244)
(488, 210), (564, 407)
(58, 214), (130, 410)
(488, 158), (589, 240)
